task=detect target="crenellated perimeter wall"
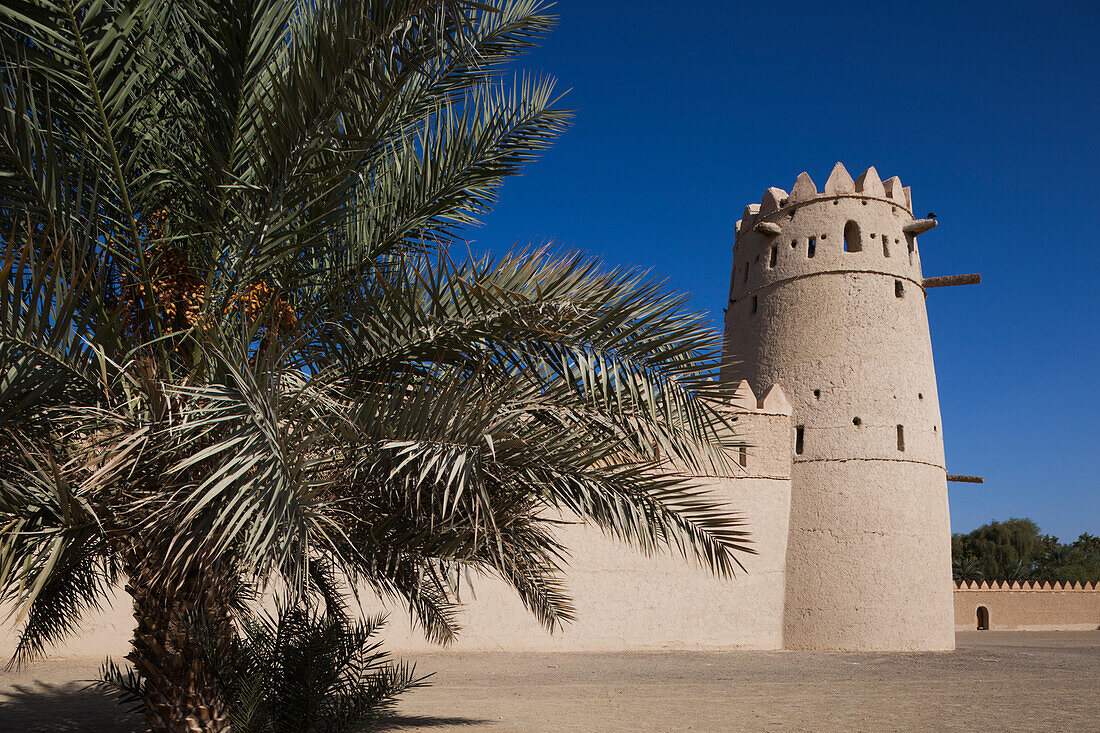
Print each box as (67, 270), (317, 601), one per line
(954, 580), (1100, 631)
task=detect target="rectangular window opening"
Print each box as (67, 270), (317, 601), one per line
(882, 234), (890, 257)
(807, 237), (816, 259)
(738, 445), (747, 468)
(750, 295), (758, 314)
(795, 426), (805, 455)
(770, 245), (777, 267)
(843, 221), (862, 252)
(895, 280), (904, 298)
(896, 424), (905, 452)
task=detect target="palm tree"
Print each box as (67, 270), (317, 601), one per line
(101, 600), (424, 732)
(0, 1), (752, 731)
(952, 555), (983, 582)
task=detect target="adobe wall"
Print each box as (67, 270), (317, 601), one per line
(384, 385), (794, 652)
(954, 581), (1100, 632)
(0, 593), (134, 661)
(0, 388), (794, 659)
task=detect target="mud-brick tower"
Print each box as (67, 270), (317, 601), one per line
(723, 163), (954, 651)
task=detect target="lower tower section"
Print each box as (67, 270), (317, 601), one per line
(723, 163), (955, 650)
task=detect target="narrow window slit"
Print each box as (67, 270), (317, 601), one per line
(896, 425), (905, 452)
(795, 426), (805, 455)
(750, 295), (758, 314)
(807, 237), (816, 258)
(882, 234), (890, 257)
(770, 245), (777, 267)
(895, 280), (904, 298)
(739, 445), (747, 467)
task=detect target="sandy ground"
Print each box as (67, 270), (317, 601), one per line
(0, 631), (1097, 732)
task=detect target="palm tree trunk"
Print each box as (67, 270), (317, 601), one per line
(124, 553), (233, 733)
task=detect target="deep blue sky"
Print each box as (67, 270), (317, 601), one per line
(468, 1), (1100, 540)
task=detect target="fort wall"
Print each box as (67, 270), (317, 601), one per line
(0, 164), (997, 659)
(1, 387), (796, 658)
(954, 581), (1100, 631)
(384, 384), (794, 652)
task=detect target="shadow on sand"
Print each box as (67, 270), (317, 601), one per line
(0, 681), (490, 732)
(367, 714), (493, 730)
(0, 679), (141, 732)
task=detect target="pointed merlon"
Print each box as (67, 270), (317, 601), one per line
(883, 176), (905, 204)
(823, 162), (855, 195)
(753, 221), (782, 236)
(741, 204), (760, 230)
(760, 187), (788, 215)
(854, 166), (885, 197)
(758, 384), (792, 415)
(732, 379), (757, 410)
(903, 218), (937, 235)
(789, 171), (817, 203)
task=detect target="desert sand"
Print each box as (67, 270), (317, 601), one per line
(1, 631), (1097, 732)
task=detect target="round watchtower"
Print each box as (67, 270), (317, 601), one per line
(722, 163), (954, 651)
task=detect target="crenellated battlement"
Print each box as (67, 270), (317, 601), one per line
(723, 380), (793, 481)
(735, 162), (913, 239)
(729, 379), (792, 415)
(955, 580), (1100, 591)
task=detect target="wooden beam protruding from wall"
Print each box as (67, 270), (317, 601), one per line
(924, 274), (981, 289)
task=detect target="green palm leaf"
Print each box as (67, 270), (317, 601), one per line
(0, 2), (753, 728)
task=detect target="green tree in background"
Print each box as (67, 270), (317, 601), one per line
(0, 2), (753, 730)
(952, 519), (1100, 583)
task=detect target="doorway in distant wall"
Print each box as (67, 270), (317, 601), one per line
(976, 606), (990, 630)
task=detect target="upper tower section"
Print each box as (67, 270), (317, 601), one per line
(727, 162), (937, 311)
